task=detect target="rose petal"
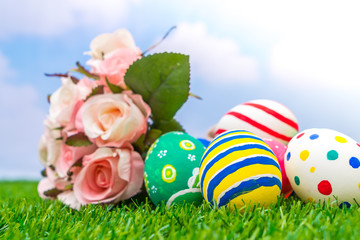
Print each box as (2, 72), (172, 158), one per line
(49, 77), (79, 126)
(57, 191), (83, 210)
(64, 100), (84, 133)
(37, 178), (56, 199)
(88, 29), (140, 59)
(118, 150), (144, 200)
(55, 140), (97, 178)
(117, 149), (131, 182)
(124, 91), (151, 120)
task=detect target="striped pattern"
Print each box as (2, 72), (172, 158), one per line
(200, 130), (282, 208)
(214, 99), (298, 144)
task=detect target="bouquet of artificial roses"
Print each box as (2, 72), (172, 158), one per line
(38, 28), (192, 209)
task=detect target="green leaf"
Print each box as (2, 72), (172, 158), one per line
(153, 118), (185, 134)
(133, 134), (146, 154)
(85, 85), (104, 101)
(52, 126), (64, 131)
(65, 132), (93, 147)
(105, 77), (123, 93)
(145, 128), (162, 146)
(63, 184), (73, 191)
(43, 188), (63, 198)
(49, 165), (55, 171)
(124, 53), (190, 123)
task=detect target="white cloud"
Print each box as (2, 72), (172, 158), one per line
(266, 1), (360, 88)
(0, 52), (46, 178)
(155, 0), (360, 88)
(152, 22), (259, 83)
(0, 0), (137, 38)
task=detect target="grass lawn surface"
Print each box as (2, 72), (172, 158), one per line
(1, 181), (360, 239)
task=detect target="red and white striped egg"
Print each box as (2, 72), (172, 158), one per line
(212, 99), (299, 145)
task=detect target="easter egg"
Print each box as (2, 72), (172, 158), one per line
(144, 131), (206, 206)
(198, 138), (211, 148)
(212, 99), (299, 145)
(200, 130), (282, 209)
(285, 128), (360, 206)
(264, 139), (292, 194)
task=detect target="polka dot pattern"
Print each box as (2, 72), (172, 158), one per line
(286, 152), (291, 161)
(335, 136), (347, 143)
(285, 128), (360, 206)
(327, 150), (338, 160)
(300, 150), (309, 161)
(294, 176), (300, 185)
(310, 134), (319, 140)
(179, 140), (196, 150)
(296, 133), (305, 139)
(349, 157), (360, 169)
(162, 165), (176, 183)
(339, 202), (351, 209)
(318, 180), (332, 195)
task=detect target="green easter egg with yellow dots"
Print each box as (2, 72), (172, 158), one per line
(144, 131), (206, 206)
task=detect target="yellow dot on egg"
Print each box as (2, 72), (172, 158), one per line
(308, 197), (314, 203)
(358, 182), (360, 190)
(310, 167), (315, 173)
(335, 136), (347, 143)
(300, 150), (309, 161)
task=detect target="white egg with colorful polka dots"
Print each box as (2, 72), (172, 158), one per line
(285, 128), (360, 208)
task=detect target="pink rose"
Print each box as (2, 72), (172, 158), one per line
(55, 138), (97, 178)
(86, 29), (141, 60)
(73, 147), (144, 204)
(78, 92), (150, 147)
(87, 48), (141, 89)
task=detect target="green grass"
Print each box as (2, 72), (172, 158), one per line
(1, 181), (360, 239)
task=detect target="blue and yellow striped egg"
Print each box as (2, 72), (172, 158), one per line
(199, 130), (282, 209)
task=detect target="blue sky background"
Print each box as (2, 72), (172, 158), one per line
(1, 0), (360, 179)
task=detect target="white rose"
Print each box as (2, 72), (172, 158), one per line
(48, 77), (93, 126)
(49, 77), (79, 126)
(38, 126), (61, 166)
(87, 29), (141, 60)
